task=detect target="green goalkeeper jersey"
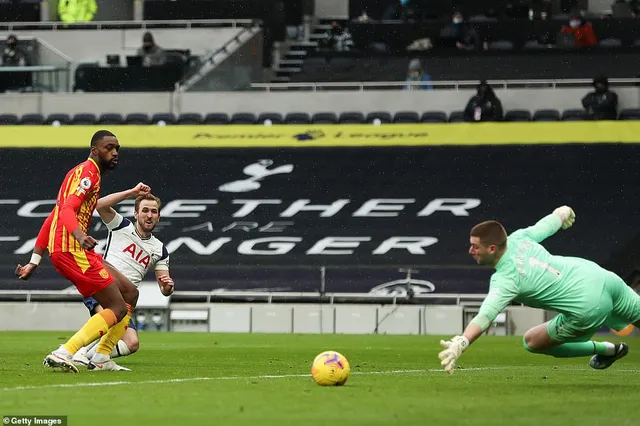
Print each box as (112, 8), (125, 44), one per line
(472, 214), (608, 331)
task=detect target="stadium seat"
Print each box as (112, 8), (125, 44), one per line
(448, 111), (465, 123)
(533, 109), (560, 122)
(20, 114), (44, 125)
(71, 113), (97, 125)
(599, 38), (622, 48)
(203, 113), (230, 125)
(151, 113), (176, 125)
(524, 40), (545, 50)
(421, 111), (448, 123)
(618, 108), (640, 120)
(562, 109), (588, 121)
(45, 113), (71, 125)
(177, 113), (203, 125)
(98, 113), (124, 125)
(339, 112), (365, 124)
(365, 112), (393, 124)
(284, 112), (310, 124)
(504, 110), (532, 122)
(230, 113), (256, 125)
(125, 113), (150, 125)
(393, 111), (420, 123)
(0, 114), (19, 125)
(311, 112), (338, 124)
(257, 112), (284, 125)
(488, 40), (514, 51)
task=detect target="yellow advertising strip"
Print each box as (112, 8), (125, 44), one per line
(1, 122), (640, 148)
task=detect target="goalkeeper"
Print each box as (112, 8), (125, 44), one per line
(439, 206), (640, 374)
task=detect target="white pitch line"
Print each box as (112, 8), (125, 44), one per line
(0, 367), (496, 393)
(2, 366), (638, 393)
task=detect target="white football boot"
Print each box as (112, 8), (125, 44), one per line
(87, 354), (131, 372)
(43, 348), (79, 373)
(72, 346), (91, 366)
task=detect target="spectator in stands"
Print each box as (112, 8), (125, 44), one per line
(582, 76), (618, 120)
(464, 81), (504, 122)
(137, 32), (167, 67)
(322, 21), (355, 52)
(530, 0), (552, 19)
(440, 13), (482, 51)
(560, 15), (597, 47)
(403, 59), (432, 90)
(1, 34), (27, 67)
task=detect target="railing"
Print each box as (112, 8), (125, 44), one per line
(0, 19), (257, 31)
(178, 24), (262, 91)
(251, 78), (640, 92)
(0, 289), (487, 306)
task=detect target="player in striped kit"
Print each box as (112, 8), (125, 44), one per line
(72, 190), (174, 370)
(16, 130), (141, 373)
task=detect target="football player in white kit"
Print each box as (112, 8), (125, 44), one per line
(73, 185), (174, 371)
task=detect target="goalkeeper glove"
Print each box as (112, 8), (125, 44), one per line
(553, 205), (576, 230)
(438, 335), (469, 375)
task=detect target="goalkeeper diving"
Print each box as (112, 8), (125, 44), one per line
(439, 206), (640, 374)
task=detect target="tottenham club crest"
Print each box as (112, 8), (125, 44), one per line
(218, 159), (294, 193)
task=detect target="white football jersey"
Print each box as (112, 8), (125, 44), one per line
(103, 212), (169, 286)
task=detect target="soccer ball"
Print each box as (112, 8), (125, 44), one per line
(311, 351), (351, 386)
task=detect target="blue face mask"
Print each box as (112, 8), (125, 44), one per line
(453, 18), (463, 24)
(400, 0), (409, 5)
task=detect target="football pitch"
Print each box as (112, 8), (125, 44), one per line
(0, 332), (638, 426)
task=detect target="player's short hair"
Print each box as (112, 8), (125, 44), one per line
(91, 130), (116, 147)
(470, 220), (507, 249)
(135, 193), (162, 212)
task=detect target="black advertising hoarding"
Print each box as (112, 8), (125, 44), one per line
(1, 145), (639, 294)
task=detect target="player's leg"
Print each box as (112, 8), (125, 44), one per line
(88, 261), (139, 370)
(44, 282), (124, 373)
(523, 316), (619, 359)
(86, 314), (139, 360)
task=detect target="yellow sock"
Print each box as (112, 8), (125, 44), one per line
(97, 304), (133, 356)
(62, 309), (118, 354)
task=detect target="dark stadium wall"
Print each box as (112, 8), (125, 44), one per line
(1, 145), (639, 293)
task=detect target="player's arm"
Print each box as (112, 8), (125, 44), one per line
(16, 209), (54, 280)
(96, 182), (150, 224)
(155, 246), (173, 296)
(58, 172), (101, 250)
(438, 276), (518, 374)
(520, 205), (576, 243)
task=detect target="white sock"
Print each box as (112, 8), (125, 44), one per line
(86, 343), (99, 360)
(110, 340), (132, 359)
(91, 352), (110, 363)
(602, 341), (616, 356)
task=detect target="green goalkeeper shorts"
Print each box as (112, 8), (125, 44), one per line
(547, 270), (640, 343)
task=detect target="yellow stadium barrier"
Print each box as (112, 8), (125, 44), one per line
(1, 122), (640, 148)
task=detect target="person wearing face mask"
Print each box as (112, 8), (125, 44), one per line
(1, 34), (27, 67)
(440, 12), (482, 50)
(403, 59), (432, 90)
(560, 15), (597, 47)
(463, 81), (504, 122)
(581, 76), (618, 120)
(136, 32), (167, 67)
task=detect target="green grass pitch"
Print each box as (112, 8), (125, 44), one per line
(0, 332), (638, 426)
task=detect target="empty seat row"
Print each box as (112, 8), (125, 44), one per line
(1, 109), (640, 125)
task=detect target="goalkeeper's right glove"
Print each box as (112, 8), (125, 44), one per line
(438, 335), (469, 375)
(553, 205), (576, 230)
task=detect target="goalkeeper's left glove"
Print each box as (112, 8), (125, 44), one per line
(438, 335), (470, 375)
(553, 205), (576, 230)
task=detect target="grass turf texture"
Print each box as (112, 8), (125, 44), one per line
(0, 332), (638, 426)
